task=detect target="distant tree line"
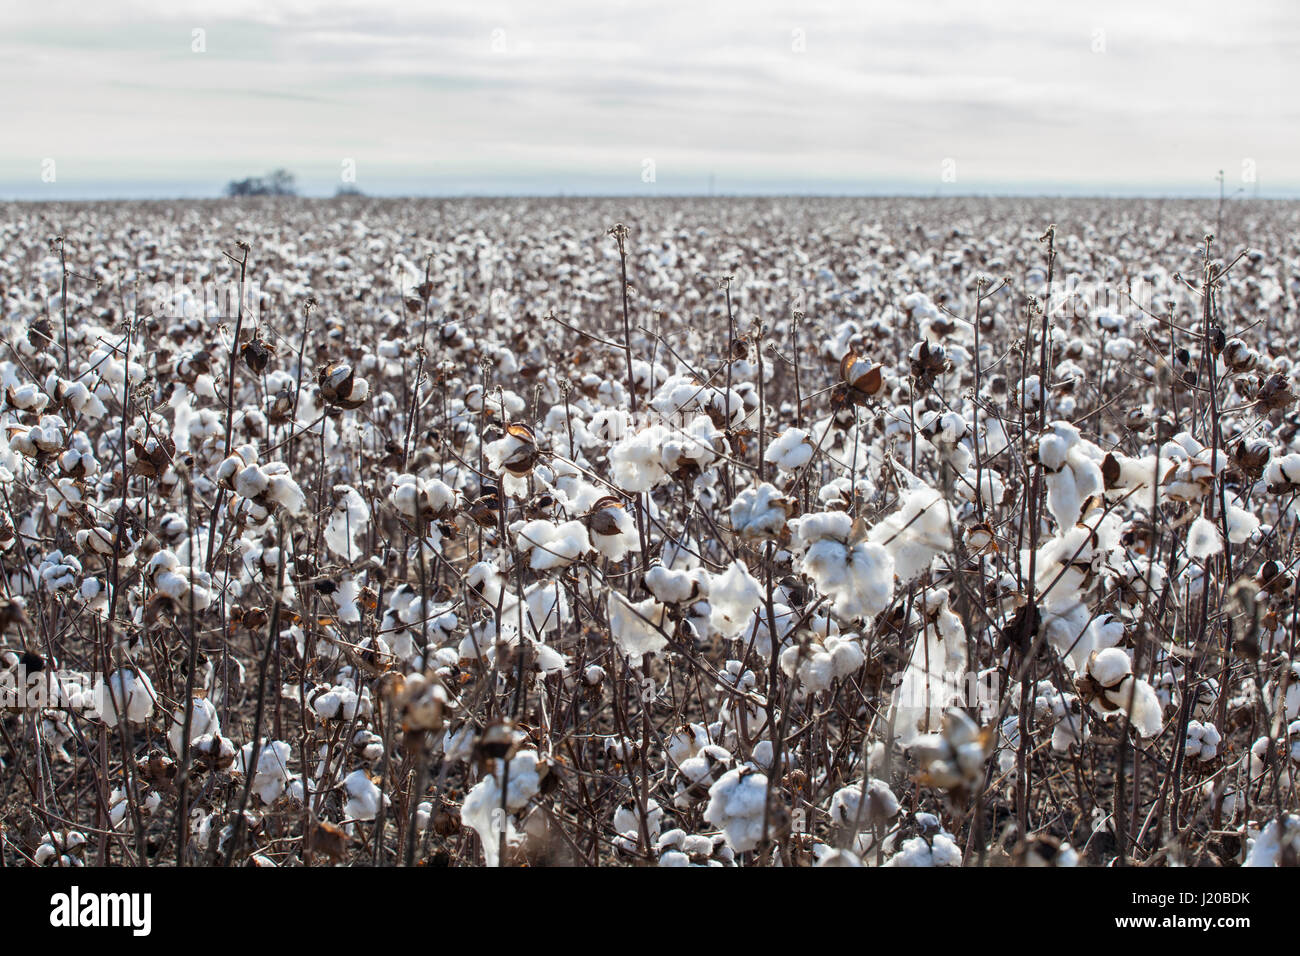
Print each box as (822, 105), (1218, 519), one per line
(224, 169), (298, 197)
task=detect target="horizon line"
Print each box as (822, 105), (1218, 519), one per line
(2, 191), (1294, 204)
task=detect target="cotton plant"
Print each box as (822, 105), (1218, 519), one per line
(5, 194), (1299, 871)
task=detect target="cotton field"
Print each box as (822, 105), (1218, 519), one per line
(2, 195), (1299, 867)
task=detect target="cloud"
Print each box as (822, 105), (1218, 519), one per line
(1, 0), (1296, 197)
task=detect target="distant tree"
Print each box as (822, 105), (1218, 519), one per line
(335, 184), (364, 197)
(224, 168), (298, 197)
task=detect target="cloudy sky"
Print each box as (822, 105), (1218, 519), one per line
(2, 0), (1296, 198)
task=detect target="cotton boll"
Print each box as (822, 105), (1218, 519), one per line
(585, 498), (639, 562)
(1089, 648), (1132, 688)
(645, 562), (706, 604)
(729, 483), (792, 539)
(1039, 422), (1104, 530)
(325, 485), (370, 562)
(1266, 454), (1300, 494)
(236, 739), (294, 805)
(884, 829), (963, 867)
(310, 682), (366, 722)
(1186, 720), (1222, 762)
(609, 425), (671, 491)
(460, 748), (546, 866)
(167, 696), (220, 755)
(330, 577), (364, 625)
(390, 473), (460, 521)
(1087, 650), (1163, 739)
(1186, 515), (1223, 561)
(38, 550), (81, 590)
(234, 463), (269, 499)
(1123, 679), (1165, 738)
(6, 382), (49, 412)
(709, 561), (763, 638)
(703, 766), (768, 852)
(342, 769), (386, 822)
(192, 733), (237, 771)
(800, 537), (894, 622)
(264, 466), (307, 515)
(790, 511), (854, 550)
(661, 415), (725, 474)
(99, 668), (157, 727)
(650, 374), (708, 422)
(34, 829), (87, 867)
(1243, 814), (1300, 867)
(764, 428), (814, 470)
(827, 780), (899, 830)
(466, 561), (504, 606)
(608, 591), (668, 657)
(892, 592), (968, 745)
(613, 798), (663, 845)
(780, 633), (865, 694)
(815, 847), (864, 867)
(1019, 835), (1080, 867)
(516, 518), (591, 570)
(1225, 503), (1260, 544)
(666, 723), (712, 765)
(867, 484), (953, 584)
(909, 708), (989, 790)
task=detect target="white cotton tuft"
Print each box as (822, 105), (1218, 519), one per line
(1226, 504), (1260, 544)
(1088, 647), (1131, 688)
(800, 538), (894, 621)
(709, 560), (763, 638)
(516, 518), (592, 570)
(325, 485), (370, 562)
(764, 428), (814, 470)
(1186, 515), (1223, 561)
(703, 766), (768, 852)
(868, 484), (953, 584)
(609, 591), (669, 657)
